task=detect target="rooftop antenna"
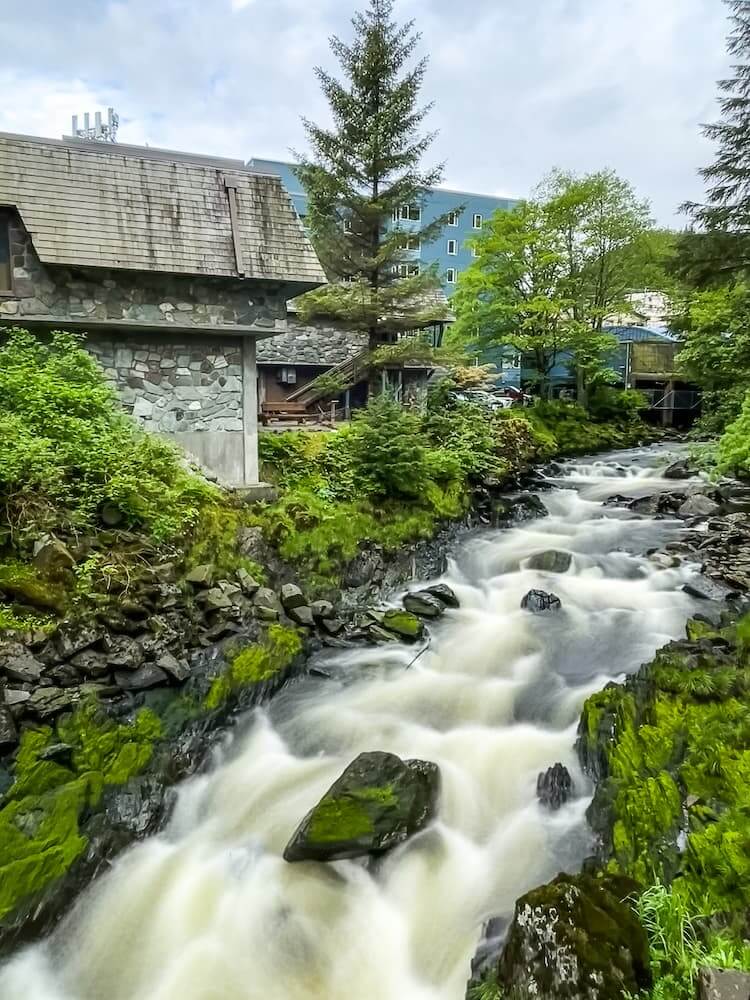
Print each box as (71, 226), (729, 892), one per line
(70, 107), (119, 143)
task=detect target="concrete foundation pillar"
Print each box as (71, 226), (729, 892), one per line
(242, 336), (260, 485)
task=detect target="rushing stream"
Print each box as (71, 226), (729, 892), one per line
(0, 445), (708, 1000)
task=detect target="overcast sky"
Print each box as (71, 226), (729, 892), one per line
(0, 0), (733, 226)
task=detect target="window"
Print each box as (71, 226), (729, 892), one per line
(472, 246), (480, 258)
(397, 235), (421, 252)
(343, 218), (353, 233)
(448, 211), (459, 227)
(446, 267), (457, 284)
(0, 212), (11, 293)
(394, 262), (420, 278)
(472, 213), (483, 229)
(447, 239), (458, 255)
(393, 204), (422, 222)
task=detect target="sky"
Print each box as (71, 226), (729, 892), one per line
(0, 0), (734, 226)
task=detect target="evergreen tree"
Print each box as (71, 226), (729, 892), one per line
(692, 0), (750, 230)
(294, 0), (455, 350)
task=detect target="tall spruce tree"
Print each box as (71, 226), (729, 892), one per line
(694, 0), (750, 230)
(294, 0), (455, 350)
(680, 1), (750, 282)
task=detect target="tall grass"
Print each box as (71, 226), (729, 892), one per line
(633, 885), (750, 1000)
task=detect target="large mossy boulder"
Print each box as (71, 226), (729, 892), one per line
(284, 751), (440, 863)
(497, 873), (651, 1000)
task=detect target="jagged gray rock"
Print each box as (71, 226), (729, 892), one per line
(0, 644), (44, 684)
(403, 591), (445, 619)
(280, 584), (306, 611)
(521, 590), (562, 613)
(423, 584), (460, 608)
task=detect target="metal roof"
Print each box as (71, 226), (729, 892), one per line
(605, 325), (675, 343)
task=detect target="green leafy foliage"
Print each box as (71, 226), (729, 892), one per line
(716, 389), (750, 478)
(451, 169), (657, 400)
(0, 328), (218, 543)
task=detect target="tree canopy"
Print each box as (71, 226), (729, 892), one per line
(451, 169), (658, 399)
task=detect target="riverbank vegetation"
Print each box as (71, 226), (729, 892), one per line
(254, 385), (652, 593)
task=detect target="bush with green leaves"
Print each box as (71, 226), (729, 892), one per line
(588, 386), (649, 424)
(0, 328), (217, 544)
(716, 390), (750, 479)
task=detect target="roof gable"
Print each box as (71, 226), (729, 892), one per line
(0, 133), (326, 292)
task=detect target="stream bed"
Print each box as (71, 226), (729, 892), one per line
(0, 444), (709, 1000)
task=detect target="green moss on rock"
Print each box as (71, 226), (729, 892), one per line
(579, 618), (750, 919)
(381, 610), (424, 641)
(0, 702), (163, 922)
(204, 624), (303, 710)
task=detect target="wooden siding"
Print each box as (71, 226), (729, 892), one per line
(0, 133), (326, 288)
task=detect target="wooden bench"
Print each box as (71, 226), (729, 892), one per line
(261, 402), (317, 425)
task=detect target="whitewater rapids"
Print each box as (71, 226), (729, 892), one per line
(0, 446), (705, 1000)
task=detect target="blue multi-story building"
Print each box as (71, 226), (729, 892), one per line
(246, 158), (516, 298)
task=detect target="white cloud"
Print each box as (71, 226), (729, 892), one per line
(0, 0), (733, 224)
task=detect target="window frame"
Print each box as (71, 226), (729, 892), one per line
(471, 246), (480, 258)
(395, 203), (422, 223)
(395, 262), (421, 278)
(397, 234), (421, 253)
(472, 213), (483, 230)
(446, 267), (457, 284)
(0, 211), (13, 296)
(448, 211), (459, 227)
(447, 239), (458, 256)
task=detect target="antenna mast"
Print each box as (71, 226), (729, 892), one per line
(70, 108), (119, 143)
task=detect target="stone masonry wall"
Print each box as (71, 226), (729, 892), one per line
(257, 316), (368, 366)
(87, 336), (244, 434)
(0, 213), (287, 334)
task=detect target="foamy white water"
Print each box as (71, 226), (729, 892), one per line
(0, 445), (705, 1000)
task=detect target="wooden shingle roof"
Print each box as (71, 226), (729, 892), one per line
(0, 132), (326, 292)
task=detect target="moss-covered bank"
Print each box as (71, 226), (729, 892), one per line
(578, 613), (750, 995)
(0, 622), (304, 939)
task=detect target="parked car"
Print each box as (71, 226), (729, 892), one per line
(451, 389), (509, 411)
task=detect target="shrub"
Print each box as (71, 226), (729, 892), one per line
(345, 395), (429, 499)
(0, 328), (217, 543)
(589, 386), (648, 424)
(716, 390), (750, 479)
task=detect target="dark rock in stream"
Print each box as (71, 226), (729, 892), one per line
(496, 872), (651, 1000)
(527, 550), (573, 574)
(403, 591), (445, 619)
(683, 576), (739, 603)
(521, 590), (562, 613)
(663, 459), (694, 480)
(283, 751), (440, 862)
(678, 493), (721, 519)
(423, 584), (460, 609)
(492, 494), (549, 528)
(537, 763), (574, 810)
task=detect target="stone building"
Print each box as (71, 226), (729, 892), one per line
(0, 131), (326, 485)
